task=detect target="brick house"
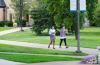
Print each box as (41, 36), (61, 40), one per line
(0, 0), (15, 22)
(0, 0), (6, 21)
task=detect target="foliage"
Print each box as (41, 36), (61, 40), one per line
(11, 0), (36, 26)
(0, 22), (5, 27)
(5, 22), (13, 27)
(16, 19), (27, 27)
(94, 3), (100, 26)
(31, 0), (52, 34)
(11, 0), (98, 34)
(44, 0), (71, 28)
(31, 0), (87, 35)
(86, 0), (98, 25)
(11, 0), (31, 17)
(31, 9), (50, 34)
(0, 21), (13, 27)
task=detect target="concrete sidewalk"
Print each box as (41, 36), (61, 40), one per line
(21, 61), (98, 65)
(0, 27), (29, 36)
(0, 40), (98, 55)
(0, 59), (25, 65)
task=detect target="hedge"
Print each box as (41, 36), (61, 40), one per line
(0, 21), (13, 27)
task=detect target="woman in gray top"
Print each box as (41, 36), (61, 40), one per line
(59, 26), (68, 48)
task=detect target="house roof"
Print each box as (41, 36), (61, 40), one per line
(0, 0), (6, 8)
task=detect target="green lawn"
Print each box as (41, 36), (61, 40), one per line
(0, 27), (100, 48)
(0, 44), (87, 56)
(0, 53), (81, 63)
(0, 27), (12, 31)
(0, 44), (83, 63)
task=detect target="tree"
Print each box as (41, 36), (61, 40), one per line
(86, 0), (98, 25)
(31, 9), (51, 34)
(31, 0), (85, 36)
(11, 0), (36, 26)
(31, 0), (52, 34)
(43, 0), (85, 40)
(94, 3), (100, 26)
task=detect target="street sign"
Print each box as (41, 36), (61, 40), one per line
(80, 0), (86, 11)
(70, 0), (86, 11)
(70, 0), (77, 11)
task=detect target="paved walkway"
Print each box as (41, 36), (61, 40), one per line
(0, 27), (29, 36)
(21, 61), (98, 65)
(0, 59), (25, 65)
(0, 40), (98, 55)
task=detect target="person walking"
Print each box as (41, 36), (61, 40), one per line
(48, 26), (56, 49)
(59, 26), (68, 48)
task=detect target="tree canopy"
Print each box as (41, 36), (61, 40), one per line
(31, 0), (85, 35)
(86, 0), (98, 25)
(11, 0), (99, 34)
(94, 2), (100, 26)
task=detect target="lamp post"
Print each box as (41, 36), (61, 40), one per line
(19, 0), (24, 31)
(76, 0), (82, 53)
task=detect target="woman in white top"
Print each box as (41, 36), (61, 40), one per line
(48, 26), (56, 49)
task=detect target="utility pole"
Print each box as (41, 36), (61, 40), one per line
(76, 0), (82, 53)
(19, 0), (24, 31)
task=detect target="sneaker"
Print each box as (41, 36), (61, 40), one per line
(59, 46), (62, 48)
(53, 48), (55, 49)
(48, 46), (50, 48)
(66, 46), (68, 48)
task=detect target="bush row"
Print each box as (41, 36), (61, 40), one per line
(0, 21), (13, 27)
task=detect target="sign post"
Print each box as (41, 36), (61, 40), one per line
(80, 0), (86, 11)
(76, 0), (81, 53)
(70, 0), (86, 53)
(70, 0), (77, 11)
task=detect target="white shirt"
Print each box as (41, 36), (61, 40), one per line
(60, 37), (66, 39)
(49, 29), (55, 35)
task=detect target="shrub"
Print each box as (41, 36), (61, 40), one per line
(0, 21), (13, 27)
(0, 22), (5, 27)
(6, 22), (13, 27)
